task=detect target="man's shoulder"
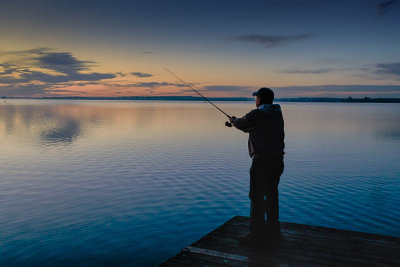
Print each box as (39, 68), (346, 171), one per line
(247, 109), (264, 116)
(244, 109), (263, 120)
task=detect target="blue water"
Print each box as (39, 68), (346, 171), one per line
(1, 100), (399, 265)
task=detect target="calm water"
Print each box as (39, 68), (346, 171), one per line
(1, 100), (399, 265)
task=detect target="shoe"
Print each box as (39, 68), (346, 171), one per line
(238, 234), (264, 247)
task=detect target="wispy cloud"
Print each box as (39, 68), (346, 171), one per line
(48, 89), (88, 94)
(116, 72), (127, 77)
(131, 72), (153, 78)
(374, 62), (400, 77)
(0, 47), (50, 56)
(200, 85), (252, 92)
(0, 84), (47, 96)
(232, 34), (311, 48)
(275, 85), (400, 98)
(0, 63), (18, 75)
(124, 82), (187, 88)
(0, 48), (117, 96)
(34, 51), (94, 74)
(377, 0), (399, 16)
(281, 68), (338, 74)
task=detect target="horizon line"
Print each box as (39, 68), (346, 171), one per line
(3, 96), (400, 103)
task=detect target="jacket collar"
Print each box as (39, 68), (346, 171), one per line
(258, 104), (281, 112)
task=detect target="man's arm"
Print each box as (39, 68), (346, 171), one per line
(229, 110), (258, 133)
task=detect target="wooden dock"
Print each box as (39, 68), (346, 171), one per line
(161, 216), (400, 266)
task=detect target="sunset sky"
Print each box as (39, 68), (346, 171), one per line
(1, 0), (400, 98)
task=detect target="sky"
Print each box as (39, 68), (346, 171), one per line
(1, 0), (400, 98)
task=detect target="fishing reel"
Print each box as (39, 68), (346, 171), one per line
(225, 121), (233, 127)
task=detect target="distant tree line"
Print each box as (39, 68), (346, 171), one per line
(2, 96), (400, 103)
(276, 97), (400, 103)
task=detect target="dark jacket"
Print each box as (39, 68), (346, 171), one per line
(232, 104), (285, 159)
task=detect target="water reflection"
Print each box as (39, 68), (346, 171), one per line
(375, 120), (400, 141)
(0, 102), (87, 146)
(0, 100), (399, 266)
(281, 103), (400, 142)
(40, 118), (81, 144)
(1, 100), (399, 149)
(0, 100), (245, 147)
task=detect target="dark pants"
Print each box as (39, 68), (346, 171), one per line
(249, 155), (284, 235)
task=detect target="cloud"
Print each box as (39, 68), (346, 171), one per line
(0, 84), (47, 96)
(0, 67), (115, 84)
(34, 51), (94, 74)
(377, 0), (399, 16)
(126, 82), (187, 88)
(281, 68), (337, 74)
(200, 85), (252, 92)
(131, 72), (153, 78)
(232, 34), (311, 48)
(47, 89), (88, 94)
(116, 72), (127, 77)
(0, 47), (51, 56)
(275, 85), (400, 98)
(374, 62), (400, 77)
(0, 63), (18, 75)
(0, 48), (117, 96)
(282, 63), (400, 80)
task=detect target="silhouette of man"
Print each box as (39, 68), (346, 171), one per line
(229, 87), (285, 246)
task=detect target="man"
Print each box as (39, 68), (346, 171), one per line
(229, 87), (285, 246)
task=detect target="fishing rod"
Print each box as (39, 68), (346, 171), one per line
(164, 68), (232, 120)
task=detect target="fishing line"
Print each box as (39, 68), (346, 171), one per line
(164, 68), (231, 119)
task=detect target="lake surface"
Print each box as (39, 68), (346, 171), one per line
(1, 100), (399, 265)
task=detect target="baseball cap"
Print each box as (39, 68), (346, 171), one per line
(252, 87), (274, 98)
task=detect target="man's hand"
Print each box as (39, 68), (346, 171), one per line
(229, 116), (237, 123)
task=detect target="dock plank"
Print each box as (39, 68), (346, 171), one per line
(160, 216), (400, 266)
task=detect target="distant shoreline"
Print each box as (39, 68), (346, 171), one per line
(2, 96), (400, 103)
